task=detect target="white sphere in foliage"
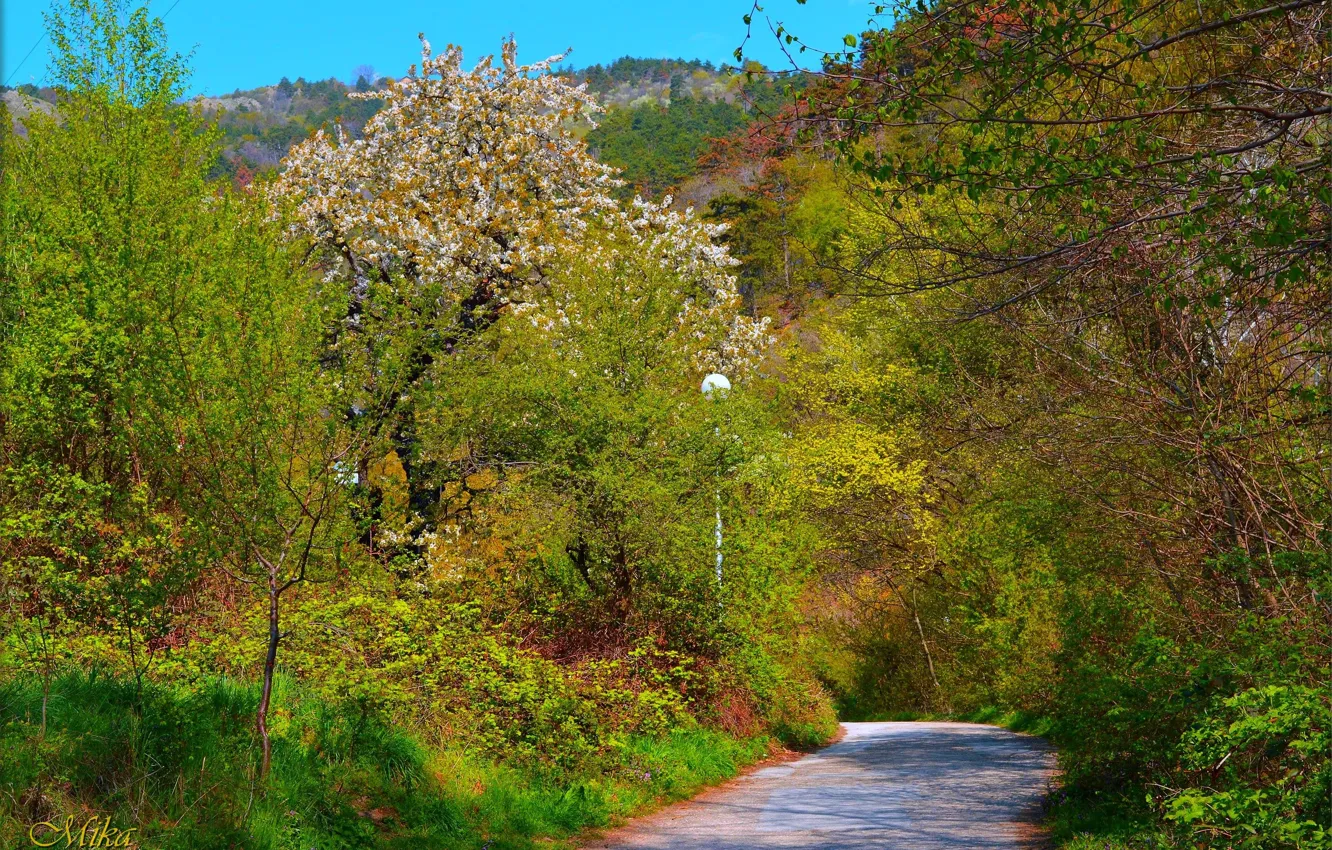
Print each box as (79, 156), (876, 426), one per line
(701, 373), (731, 396)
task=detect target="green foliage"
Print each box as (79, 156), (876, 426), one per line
(768, 185), (1329, 845)
(0, 671), (774, 849)
(703, 155), (844, 311)
(762, 2), (1332, 844)
(570, 57), (717, 93)
(405, 220), (832, 747)
(823, 0), (1330, 303)
(1168, 686), (1330, 846)
(587, 97), (751, 195)
(1, 6), (835, 849)
(1, 0), (342, 695)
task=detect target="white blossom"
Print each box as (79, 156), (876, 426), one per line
(274, 36), (616, 307)
(273, 36), (769, 373)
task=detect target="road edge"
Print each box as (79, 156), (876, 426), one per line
(573, 724), (848, 849)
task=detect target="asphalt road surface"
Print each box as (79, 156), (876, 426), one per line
(585, 722), (1056, 850)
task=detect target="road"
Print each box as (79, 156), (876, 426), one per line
(585, 722), (1056, 850)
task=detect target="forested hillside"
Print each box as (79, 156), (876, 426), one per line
(2, 1), (1329, 849)
(3, 54), (794, 195)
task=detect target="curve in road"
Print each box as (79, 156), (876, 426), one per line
(585, 721), (1056, 850)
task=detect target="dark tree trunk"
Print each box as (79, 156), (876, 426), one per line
(256, 565), (280, 779)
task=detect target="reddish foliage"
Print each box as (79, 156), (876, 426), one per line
(233, 161), (255, 192)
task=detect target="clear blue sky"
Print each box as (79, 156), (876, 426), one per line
(4, 0), (878, 95)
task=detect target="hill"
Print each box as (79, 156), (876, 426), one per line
(3, 58), (798, 195)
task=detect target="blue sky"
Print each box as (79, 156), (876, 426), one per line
(4, 0), (878, 95)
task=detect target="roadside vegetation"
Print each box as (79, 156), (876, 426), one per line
(1, 0), (1328, 848)
(750, 2), (1330, 847)
(0, 3), (833, 847)
(2, 671), (771, 850)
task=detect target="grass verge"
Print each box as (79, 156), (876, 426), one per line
(0, 671), (776, 850)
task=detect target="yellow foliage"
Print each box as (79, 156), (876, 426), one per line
(787, 421), (926, 505)
(465, 468), (498, 491)
(368, 450), (410, 532)
(782, 305), (937, 546)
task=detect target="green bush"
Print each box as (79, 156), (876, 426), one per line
(1165, 685), (1331, 847)
(0, 670), (782, 850)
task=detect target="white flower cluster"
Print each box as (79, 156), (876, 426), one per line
(583, 196), (771, 375)
(274, 37), (768, 372)
(275, 36), (616, 295)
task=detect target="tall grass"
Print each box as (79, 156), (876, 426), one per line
(0, 671), (770, 849)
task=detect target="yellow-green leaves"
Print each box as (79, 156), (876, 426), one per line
(787, 421), (926, 507)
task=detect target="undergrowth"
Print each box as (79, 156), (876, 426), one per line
(0, 671), (775, 849)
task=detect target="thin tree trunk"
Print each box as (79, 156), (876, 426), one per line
(37, 616), (51, 741)
(783, 233), (791, 293)
(256, 565), (280, 779)
(910, 585), (941, 691)
(123, 603), (143, 705)
(888, 578), (941, 691)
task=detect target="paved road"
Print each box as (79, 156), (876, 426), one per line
(585, 722), (1056, 850)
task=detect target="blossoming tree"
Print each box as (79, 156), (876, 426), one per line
(274, 35), (768, 550)
(275, 37), (616, 322)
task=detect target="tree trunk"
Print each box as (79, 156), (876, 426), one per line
(783, 234), (791, 294)
(37, 616), (51, 740)
(256, 566), (280, 779)
(889, 578), (941, 692)
(910, 585), (941, 692)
